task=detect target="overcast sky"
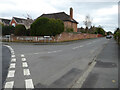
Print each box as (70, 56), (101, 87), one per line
(0, 0), (119, 33)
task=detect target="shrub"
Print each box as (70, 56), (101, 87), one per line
(114, 28), (120, 44)
(2, 25), (15, 36)
(30, 17), (64, 36)
(14, 24), (26, 36)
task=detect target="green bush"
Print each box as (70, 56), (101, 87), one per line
(65, 28), (73, 32)
(30, 17), (64, 36)
(14, 24), (26, 36)
(94, 27), (105, 36)
(114, 28), (120, 44)
(2, 25), (15, 36)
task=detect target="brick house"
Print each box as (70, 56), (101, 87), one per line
(0, 18), (11, 26)
(39, 8), (78, 32)
(10, 17), (33, 29)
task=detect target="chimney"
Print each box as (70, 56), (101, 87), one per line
(70, 7), (73, 19)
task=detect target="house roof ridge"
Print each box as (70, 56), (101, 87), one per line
(42, 12), (66, 15)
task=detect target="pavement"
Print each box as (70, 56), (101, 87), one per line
(1, 37), (119, 89)
(81, 38), (118, 88)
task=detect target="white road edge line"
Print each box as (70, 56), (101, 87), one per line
(25, 79), (34, 89)
(4, 81), (14, 88)
(23, 69), (30, 76)
(7, 70), (15, 78)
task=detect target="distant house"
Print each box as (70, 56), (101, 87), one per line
(38, 8), (78, 32)
(0, 18), (11, 26)
(10, 17), (33, 29)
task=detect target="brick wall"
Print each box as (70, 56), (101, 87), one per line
(4, 32), (102, 42)
(54, 32), (99, 42)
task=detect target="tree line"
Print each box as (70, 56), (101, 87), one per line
(114, 28), (120, 44)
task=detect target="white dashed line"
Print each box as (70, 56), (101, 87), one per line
(11, 55), (15, 58)
(72, 46), (79, 49)
(80, 45), (84, 47)
(34, 53), (39, 54)
(21, 54), (25, 57)
(7, 70), (15, 78)
(4, 81), (14, 88)
(10, 63), (16, 69)
(22, 58), (26, 61)
(11, 58), (16, 62)
(25, 79), (34, 89)
(22, 62), (28, 67)
(23, 69), (31, 76)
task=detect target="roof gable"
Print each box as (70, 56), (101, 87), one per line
(13, 17), (26, 23)
(0, 18), (11, 24)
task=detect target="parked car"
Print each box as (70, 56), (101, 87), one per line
(106, 35), (112, 39)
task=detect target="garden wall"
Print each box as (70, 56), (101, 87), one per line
(2, 32), (103, 42)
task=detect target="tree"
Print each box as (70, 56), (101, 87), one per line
(95, 26), (105, 36)
(30, 17), (64, 36)
(14, 24), (26, 36)
(114, 28), (120, 44)
(83, 15), (92, 28)
(2, 25), (15, 36)
(107, 31), (112, 35)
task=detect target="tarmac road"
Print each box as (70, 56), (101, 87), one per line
(2, 37), (119, 89)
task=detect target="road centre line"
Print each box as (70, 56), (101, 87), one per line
(72, 45), (84, 49)
(7, 70), (15, 78)
(23, 69), (31, 76)
(25, 79), (34, 89)
(4, 81), (14, 88)
(48, 50), (62, 53)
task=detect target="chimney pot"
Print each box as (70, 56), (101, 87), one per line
(70, 7), (73, 19)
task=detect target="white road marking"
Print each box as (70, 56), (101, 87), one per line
(34, 53), (39, 54)
(10, 63), (16, 69)
(7, 70), (15, 78)
(72, 46), (79, 49)
(23, 69), (30, 76)
(48, 50), (62, 53)
(11, 58), (16, 62)
(11, 50), (14, 54)
(22, 58), (26, 61)
(80, 45), (84, 47)
(72, 61), (96, 88)
(21, 54), (25, 57)
(11, 55), (15, 58)
(4, 81), (14, 88)
(22, 62), (28, 67)
(25, 79), (34, 89)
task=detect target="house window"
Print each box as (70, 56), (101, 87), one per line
(12, 23), (15, 27)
